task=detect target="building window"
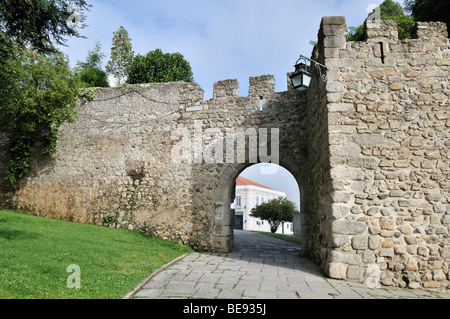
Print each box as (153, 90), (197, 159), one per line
(256, 197), (259, 205)
(236, 196), (241, 207)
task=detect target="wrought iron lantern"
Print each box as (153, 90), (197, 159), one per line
(290, 55), (328, 91)
(290, 62), (311, 91)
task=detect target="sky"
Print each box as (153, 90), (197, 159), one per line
(239, 164), (301, 210)
(57, 0), (386, 210)
(59, 0), (384, 99)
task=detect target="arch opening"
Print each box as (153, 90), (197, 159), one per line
(232, 164), (300, 235)
(212, 159), (307, 253)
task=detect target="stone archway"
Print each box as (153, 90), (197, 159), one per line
(211, 153), (308, 253)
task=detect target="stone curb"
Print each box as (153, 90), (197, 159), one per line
(122, 253), (192, 299)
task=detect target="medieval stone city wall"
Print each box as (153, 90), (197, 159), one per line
(0, 75), (307, 253)
(312, 17), (449, 290)
(0, 16), (448, 291)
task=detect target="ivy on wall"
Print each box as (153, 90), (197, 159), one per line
(0, 50), (80, 186)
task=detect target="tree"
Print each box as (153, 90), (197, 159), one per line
(76, 41), (109, 87)
(0, 49), (79, 185)
(250, 197), (298, 233)
(0, 1), (87, 185)
(347, 0), (415, 41)
(404, 0), (449, 35)
(380, 0), (416, 39)
(0, 0), (90, 61)
(106, 26), (134, 86)
(126, 49), (194, 85)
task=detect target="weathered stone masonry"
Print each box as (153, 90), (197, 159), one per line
(306, 17), (449, 290)
(0, 16), (448, 291)
(0, 75), (308, 253)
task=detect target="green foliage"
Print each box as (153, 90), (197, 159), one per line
(0, 0), (90, 58)
(77, 68), (109, 88)
(347, 0), (415, 41)
(75, 42), (109, 88)
(78, 87), (101, 103)
(0, 50), (79, 186)
(250, 197), (298, 233)
(380, 0), (405, 16)
(347, 25), (365, 41)
(106, 26), (134, 86)
(309, 40), (318, 48)
(126, 49), (194, 85)
(103, 215), (117, 223)
(406, 0), (450, 34)
(77, 42), (105, 70)
(381, 0), (416, 40)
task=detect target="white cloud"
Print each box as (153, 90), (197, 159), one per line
(60, 0), (384, 99)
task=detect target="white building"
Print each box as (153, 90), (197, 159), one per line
(230, 176), (293, 234)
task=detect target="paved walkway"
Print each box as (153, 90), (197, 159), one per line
(127, 230), (450, 299)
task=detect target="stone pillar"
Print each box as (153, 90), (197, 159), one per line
(317, 16), (370, 281)
(212, 200), (233, 253)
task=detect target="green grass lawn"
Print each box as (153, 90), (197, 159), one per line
(254, 231), (301, 244)
(0, 210), (192, 299)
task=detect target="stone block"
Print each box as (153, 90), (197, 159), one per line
(186, 106), (204, 112)
(213, 237), (230, 253)
(363, 158), (379, 170)
(435, 203), (447, 214)
(441, 214), (450, 224)
(382, 240), (394, 248)
(322, 16), (346, 25)
(397, 225), (412, 235)
(324, 36), (347, 48)
(352, 235), (368, 250)
(380, 248), (394, 257)
(394, 245), (407, 255)
(329, 234), (350, 248)
(327, 103), (354, 112)
(347, 266), (364, 281)
(328, 250), (362, 265)
(326, 263), (348, 280)
(380, 219), (395, 230)
(390, 82), (403, 90)
(439, 247), (450, 258)
(405, 257), (419, 271)
(330, 144), (361, 157)
(369, 236), (380, 250)
(363, 250), (376, 263)
(331, 220), (367, 235)
(330, 167), (363, 181)
(328, 203), (350, 219)
(326, 82), (345, 93)
(322, 25), (341, 36)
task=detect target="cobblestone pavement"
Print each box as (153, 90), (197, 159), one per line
(127, 230), (450, 299)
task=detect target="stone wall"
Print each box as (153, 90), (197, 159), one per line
(0, 76), (307, 254)
(313, 17), (449, 290)
(0, 16), (448, 291)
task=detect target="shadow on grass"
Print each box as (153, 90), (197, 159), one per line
(0, 229), (40, 240)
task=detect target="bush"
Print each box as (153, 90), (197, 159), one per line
(0, 50), (79, 185)
(126, 49), (194, 84)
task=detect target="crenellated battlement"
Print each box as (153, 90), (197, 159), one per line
(413, 21), (448, 39)
(212, 74), (277, 100)
(213, 79), (239, 99)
